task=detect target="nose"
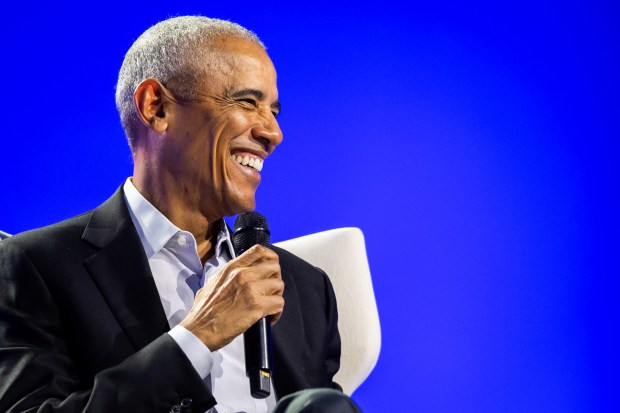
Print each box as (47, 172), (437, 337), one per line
(252, 112), (283, 154)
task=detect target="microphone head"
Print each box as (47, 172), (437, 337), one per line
(233, 212), (271, 254)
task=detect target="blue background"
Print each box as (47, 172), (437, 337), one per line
(1, 1), (618, 411)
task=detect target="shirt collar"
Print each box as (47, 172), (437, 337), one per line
(216, 221), (236, 260)
(123, 178), (179, 258)
(123, 177), (235, 261)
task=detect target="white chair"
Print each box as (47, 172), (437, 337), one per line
(274, 228), (381, 395)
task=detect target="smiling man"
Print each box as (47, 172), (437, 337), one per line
(0, 16), (360, 413)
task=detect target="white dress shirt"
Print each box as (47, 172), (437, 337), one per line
(123, 178), (276, 413)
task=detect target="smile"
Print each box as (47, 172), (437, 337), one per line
(232, 154), (264, 172)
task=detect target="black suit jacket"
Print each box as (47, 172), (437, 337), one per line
(0, 187), (341, 412)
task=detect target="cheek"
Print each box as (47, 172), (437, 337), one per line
(215, 115), (252, 159)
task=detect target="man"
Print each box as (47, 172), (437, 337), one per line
(0, 16), (359, 412)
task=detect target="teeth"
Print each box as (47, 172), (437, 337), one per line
(233, 154), (263, 172)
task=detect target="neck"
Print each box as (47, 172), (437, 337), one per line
(131, 171), (218, 263)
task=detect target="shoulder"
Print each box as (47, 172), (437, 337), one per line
(0, 186), (126, 262)
(270, 244), (328, 284)
(0, 211), (93, 261)
(270, 244), (322, 274)
(0, 213), (101, 306)
(270, 244), (336, 306)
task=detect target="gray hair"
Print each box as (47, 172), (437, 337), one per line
(115, 16), (264, 147)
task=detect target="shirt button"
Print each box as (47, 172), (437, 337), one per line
(178, 235), (187, 246)
(170, 405), (181, 413)
(181, 398), (192, 407)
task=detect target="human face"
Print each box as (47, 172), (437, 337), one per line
(161, 37), (283, 220)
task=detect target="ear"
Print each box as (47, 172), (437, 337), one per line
(134, 79), (169, 133)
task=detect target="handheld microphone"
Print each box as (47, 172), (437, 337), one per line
(232, 212), (273, 399)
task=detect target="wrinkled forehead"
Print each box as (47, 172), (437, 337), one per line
(207, 36), (274, 73)
(194, 36), (277, 92)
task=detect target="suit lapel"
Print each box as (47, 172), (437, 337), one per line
(82, 187), (169, 351)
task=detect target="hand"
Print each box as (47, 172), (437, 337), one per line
(180, 244), (284, 351)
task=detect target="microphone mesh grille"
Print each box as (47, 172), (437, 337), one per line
(233, 212), (271, 254)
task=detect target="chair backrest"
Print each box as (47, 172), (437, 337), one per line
(274, 228), (381, 395)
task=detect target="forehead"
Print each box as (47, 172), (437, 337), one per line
(199, 36), (277, 94)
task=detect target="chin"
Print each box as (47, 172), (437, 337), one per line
(219, 182), (259, 215)
(227, 197), (256, 216)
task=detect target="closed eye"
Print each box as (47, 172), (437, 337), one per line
(230, 89), (280, 118)
(238, 98), (280, 118)
(239, 98), (258, 107)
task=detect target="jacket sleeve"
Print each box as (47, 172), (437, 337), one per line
(0, 241), (216, 413)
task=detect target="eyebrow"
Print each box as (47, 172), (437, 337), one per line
(231, 88), (281, 113)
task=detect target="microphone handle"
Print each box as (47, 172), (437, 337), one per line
(244, 317), (272, 398)
(232, 212), (273, 399)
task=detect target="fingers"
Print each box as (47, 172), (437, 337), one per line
(200, 246), (280, 295)
(241, 278), (285, 308)
(245, 287), (285, 319)
(231, 260), (281, 283)
(244, 279), (284, 326)
(215, 246), (281, 289)
(264, 295), (284, 325)
(232, 244), (279, 267)
(255, 277), (285, 296)
(198, 250), (282, 305)
(181, 246), (284, 351)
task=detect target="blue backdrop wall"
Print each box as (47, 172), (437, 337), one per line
(1, 1), (618, 411)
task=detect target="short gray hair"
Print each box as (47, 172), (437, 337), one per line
(115, 16), (264, 147)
